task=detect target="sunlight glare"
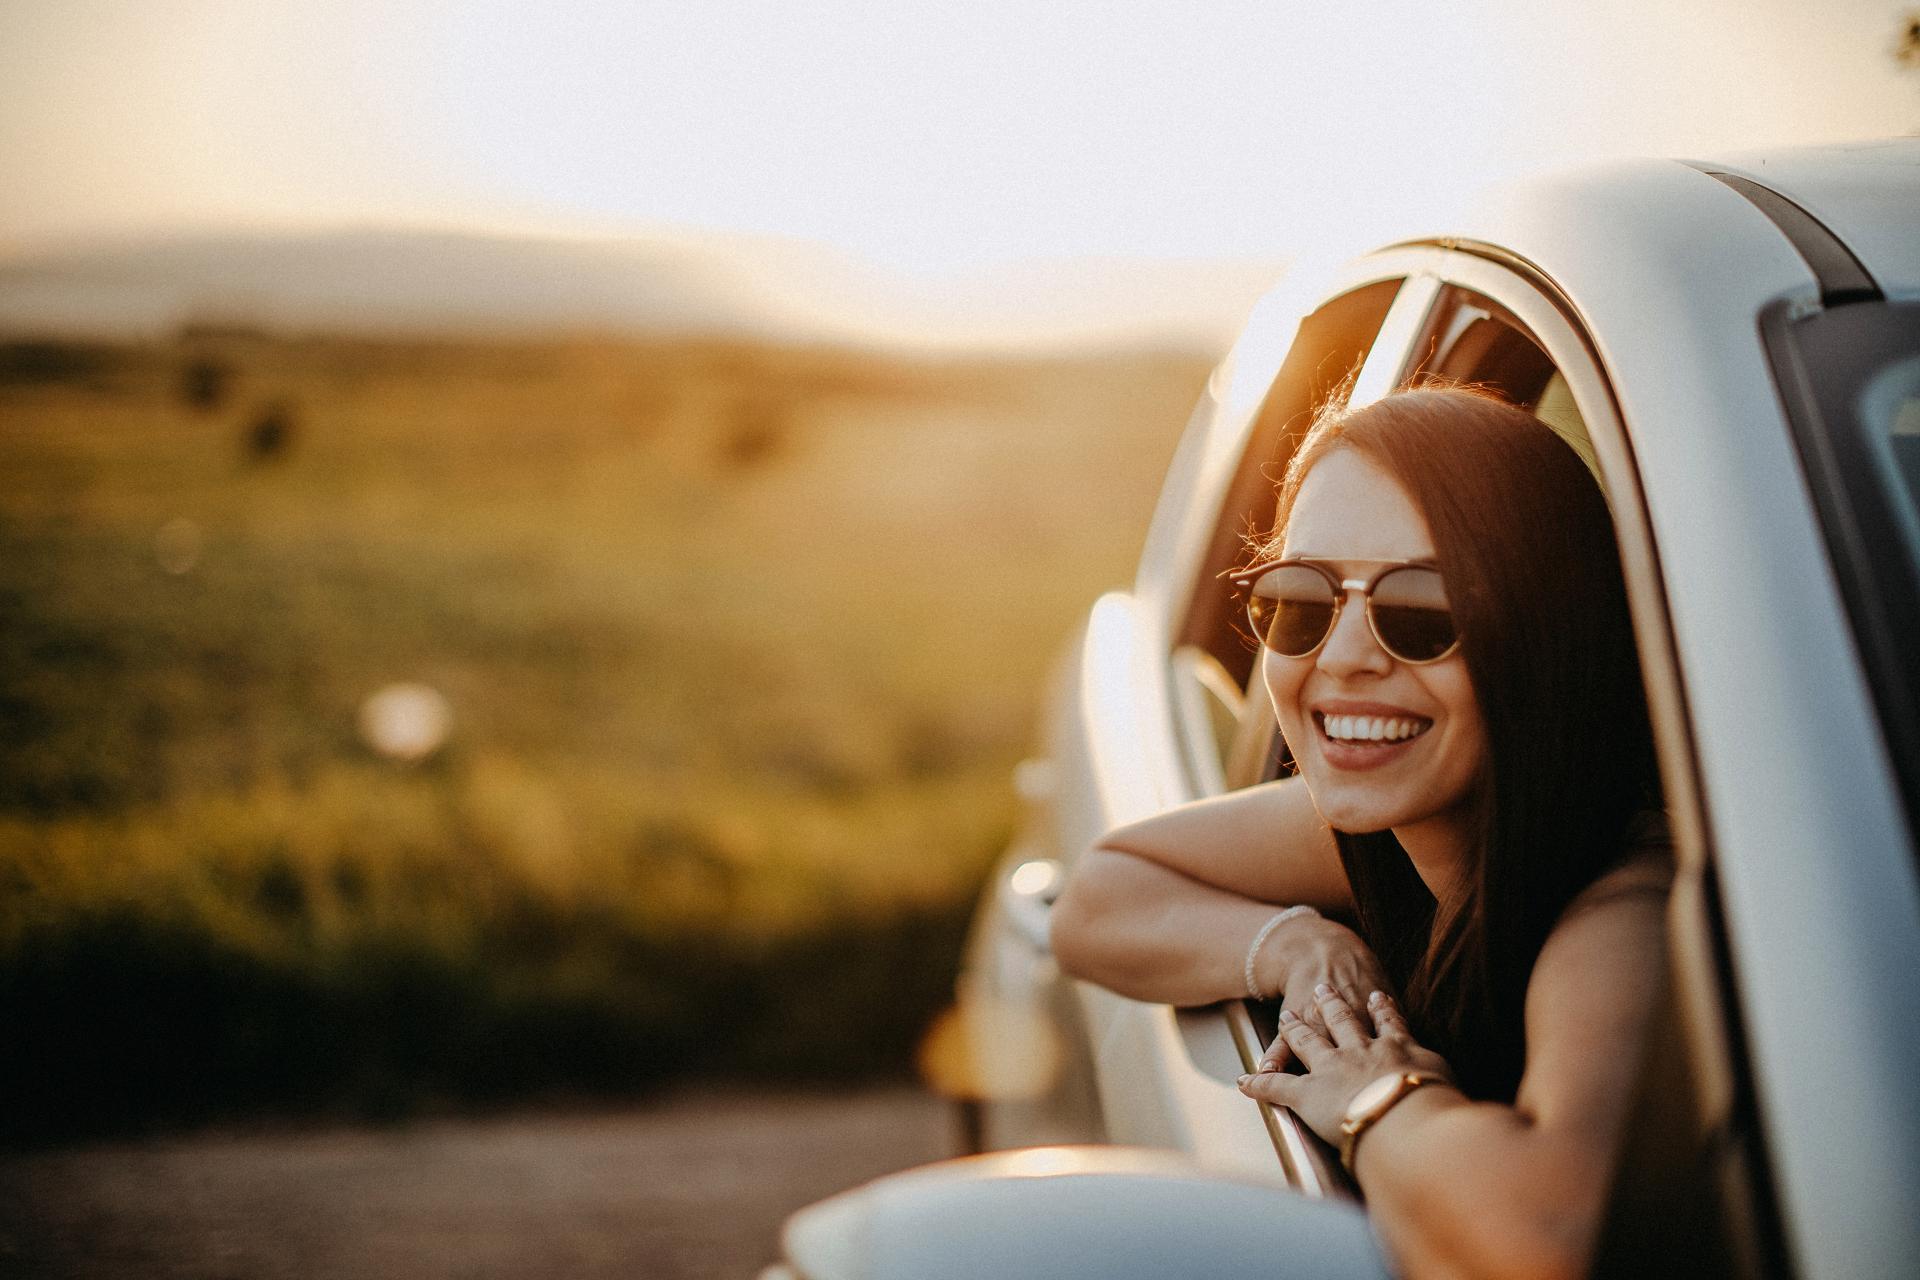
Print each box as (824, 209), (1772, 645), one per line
(358, 682), (453, 763)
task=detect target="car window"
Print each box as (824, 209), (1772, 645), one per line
(1168, 277), (1404, 796)
(1413, 287), (1601, 480)
(1178, 256), (1789, 1259)
(1764, 298), (1920, 852)
(1218, 283), (1605, 795)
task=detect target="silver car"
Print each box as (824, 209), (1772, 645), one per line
(771, 141), (1920, 1280)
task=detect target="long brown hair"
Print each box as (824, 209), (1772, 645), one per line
(1261, 386), (1657, 1100)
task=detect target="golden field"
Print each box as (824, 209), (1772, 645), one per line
(0, 330), (1210, 1141)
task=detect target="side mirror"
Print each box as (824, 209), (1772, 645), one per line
(763, 1146), (1391, 1280)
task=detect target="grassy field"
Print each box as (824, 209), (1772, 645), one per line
(0, 329), (1210, 1142)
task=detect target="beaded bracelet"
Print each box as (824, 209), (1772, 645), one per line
(1244, 905), (1322, 998)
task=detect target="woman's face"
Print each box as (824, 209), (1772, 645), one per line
(1263, 448), (1487, 855)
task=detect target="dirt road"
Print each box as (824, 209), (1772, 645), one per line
(0, 1086), (953, 1280)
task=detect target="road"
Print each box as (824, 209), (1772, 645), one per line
(0, 1086), (953, 1280)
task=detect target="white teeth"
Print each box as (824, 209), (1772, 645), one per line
(1321, 714), (1428, 743)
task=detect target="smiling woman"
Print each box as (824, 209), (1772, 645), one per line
(1249, 454), (1488, 870)
(1048, 386), (1671, 1279)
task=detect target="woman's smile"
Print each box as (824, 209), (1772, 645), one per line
(1312, 699), (1434, 769)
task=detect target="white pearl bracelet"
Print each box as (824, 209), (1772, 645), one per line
(1244, 905), (1322, 998)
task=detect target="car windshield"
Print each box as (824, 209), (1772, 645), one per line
(1769, 298), (1920, 847)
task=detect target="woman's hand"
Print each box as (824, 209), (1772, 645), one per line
(1254, 918), (1396, 1070)
(1239, 987), (1453, 1144)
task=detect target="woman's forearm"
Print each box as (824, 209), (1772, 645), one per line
(1352, 1090), (1602, 1280)
(1051, 847), (1388, 1013)
(1091, 778), (1352, 910)
(1049, 848), (1289, 1005)
(1050, 784), (1369, 1008)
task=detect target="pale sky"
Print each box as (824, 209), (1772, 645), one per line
(0, 1), (1914, 273)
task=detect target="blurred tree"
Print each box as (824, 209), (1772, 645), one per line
(244, 398), (298, 462)
(181, 356), (232, 412)
(0, 340), (117, 389)
(717, 394), (790, 471)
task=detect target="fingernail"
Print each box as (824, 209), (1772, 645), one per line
(1368, 990), (1385, 1005)
(1314, 982), (1332, 998)
(1237, 1074), (1251, 1086)
(1279, 1008), (1299, 1024)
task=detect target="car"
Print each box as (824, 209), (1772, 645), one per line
(766, 140), (1920, 1279)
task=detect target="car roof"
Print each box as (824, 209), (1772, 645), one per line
(1682, 138), (1920, 296)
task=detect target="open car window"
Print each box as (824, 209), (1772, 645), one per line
(1167, 276), (1405, 799)
(1180, 278), (1611, 797)
(1411, 286), (1599, 479)
(1165, 259), (1789, 1250)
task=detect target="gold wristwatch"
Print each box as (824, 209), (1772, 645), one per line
(1337, 1070), (1448, 1175)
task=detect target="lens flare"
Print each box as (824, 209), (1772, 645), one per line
(358, 682), (452, 763)
(153, 517), (203, 575)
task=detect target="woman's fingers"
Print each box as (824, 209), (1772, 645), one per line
(1258, 1030), (1295, 1072)
(1314, 983), (1371, 1048)
(1368, 989), (1408, 1038)
(1275, 1007), (1331, 1068)
(1237, 1068), (1298, 1107)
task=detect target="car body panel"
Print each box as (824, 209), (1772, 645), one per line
(777, 1147), (1391, 1280)
(1054, 590), (1283, 1177)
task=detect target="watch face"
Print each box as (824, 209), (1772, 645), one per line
(1347, 1073), (1404, 1121)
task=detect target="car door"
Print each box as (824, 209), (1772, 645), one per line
(970, 254), (1549, 1187)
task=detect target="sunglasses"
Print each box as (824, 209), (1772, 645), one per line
(1230, 558), (1461, 664)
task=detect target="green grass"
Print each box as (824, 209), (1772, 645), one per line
(0, 330), (1210, 1143)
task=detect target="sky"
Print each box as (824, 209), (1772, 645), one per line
(0, 1), (1914, 336)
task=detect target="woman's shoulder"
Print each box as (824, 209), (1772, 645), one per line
(1558, 810), (1676, 926)
(1516, 816), (1676, 1138)
(1524, 813), (1675, 1023)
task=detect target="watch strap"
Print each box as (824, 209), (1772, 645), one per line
(1338, 1070), (1448, 1175)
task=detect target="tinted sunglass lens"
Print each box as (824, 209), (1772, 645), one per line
(1371, 567), (1457, 661)
(1247, 565), (1337, 656)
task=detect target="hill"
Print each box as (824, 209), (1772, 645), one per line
(0, 226), (1280, 352)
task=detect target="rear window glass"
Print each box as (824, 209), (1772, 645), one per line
(1860, 352), (1920, 554)
(1767, 298), (1920, 844)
